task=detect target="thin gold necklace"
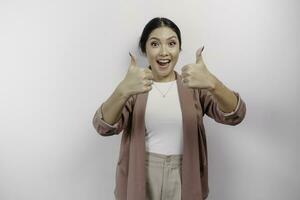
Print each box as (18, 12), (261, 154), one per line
(153, 81), (175, 98)
(152, 72), (176, 97)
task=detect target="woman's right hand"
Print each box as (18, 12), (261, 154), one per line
(119, 52), (154, 97)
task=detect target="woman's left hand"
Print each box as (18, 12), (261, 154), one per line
(181, 46), (217, 90)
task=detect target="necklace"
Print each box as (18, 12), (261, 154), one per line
(153, 81), (175, 98)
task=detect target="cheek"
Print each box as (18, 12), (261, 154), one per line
(146, 56), (157, 66)
(170, 48), (180, 57)
(171, 53), (179, 62)
(146, 51), (158, 62)
(145, 44), (159, 57)
(148, 55), (157, 63)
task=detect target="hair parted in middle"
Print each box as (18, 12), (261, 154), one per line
(139, 17), (182, 55)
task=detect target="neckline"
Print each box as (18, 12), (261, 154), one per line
(153, 79), (176, 84)
(147, 66), (178, 84)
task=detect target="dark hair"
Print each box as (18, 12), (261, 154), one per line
(139, 17), (182, 54)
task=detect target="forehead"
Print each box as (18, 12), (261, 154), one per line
(148, 27), (178, 40)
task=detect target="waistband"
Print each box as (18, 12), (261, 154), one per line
(145, 151), (182, 167)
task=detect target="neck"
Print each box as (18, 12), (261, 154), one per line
(153, 71), (176, 83)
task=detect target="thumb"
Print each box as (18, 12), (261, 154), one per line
(196, 46), (205, 64)
(129, 52), (138, 67)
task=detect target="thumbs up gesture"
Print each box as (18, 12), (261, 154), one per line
(120, 52), (154, 97)
(181, 46), (217, 90)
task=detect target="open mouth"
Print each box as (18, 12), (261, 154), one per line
(156, 59), (171, 68)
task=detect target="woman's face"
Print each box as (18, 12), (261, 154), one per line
(145, 26), (180, 82)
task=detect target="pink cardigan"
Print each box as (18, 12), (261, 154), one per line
(93, 71), (246, 200)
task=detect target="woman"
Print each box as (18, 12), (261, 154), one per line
(93, 17), (246, 200)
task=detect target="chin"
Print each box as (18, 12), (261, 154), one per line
(157, 62), (174, 71)
(153, 64), (175, 78)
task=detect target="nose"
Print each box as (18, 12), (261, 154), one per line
(159, 44), (169, 56)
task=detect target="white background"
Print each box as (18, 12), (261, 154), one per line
(0, 0), (299, 199)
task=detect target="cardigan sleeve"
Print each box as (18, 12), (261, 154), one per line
(198, 89), (246, 126)
(92, 95), (136, 136)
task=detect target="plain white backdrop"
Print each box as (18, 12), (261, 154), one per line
(0, 0), (299, 199)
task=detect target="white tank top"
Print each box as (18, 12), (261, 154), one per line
(145, 80), (183, 155)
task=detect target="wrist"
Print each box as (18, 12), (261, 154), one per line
(208, 74), (222, 92)
(117, 81), (132, 100)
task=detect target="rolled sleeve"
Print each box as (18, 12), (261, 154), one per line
(93, 105), (119, 131)
(92, 95), (135, 136)
(199, 89), (246, 126)
(217, 92), (241, 117)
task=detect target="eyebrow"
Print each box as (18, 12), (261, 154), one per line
(149, 36), (177, 40)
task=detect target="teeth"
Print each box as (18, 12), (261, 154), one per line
(158, 60), (170, 63)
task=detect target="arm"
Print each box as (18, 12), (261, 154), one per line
(199, 87), (246, 126)
(92, 82), (136, 136)
(92, 52), (153, 136)
(209, 77), (238, 114)
(182, 46), (246, 125)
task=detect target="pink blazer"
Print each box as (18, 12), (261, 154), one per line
(93, 71), (246, 200)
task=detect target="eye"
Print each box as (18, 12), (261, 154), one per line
(151, 42), (159, 47)
(169, 41), (177, 47)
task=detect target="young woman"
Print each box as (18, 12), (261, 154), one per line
(93, 17), (246, 200)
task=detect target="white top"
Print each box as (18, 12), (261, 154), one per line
(145, 80), (183, 155)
